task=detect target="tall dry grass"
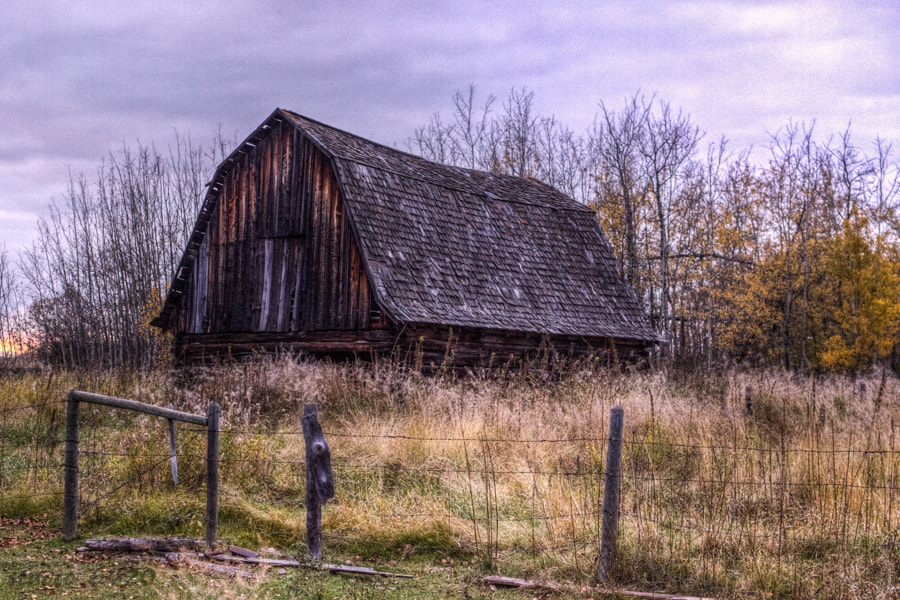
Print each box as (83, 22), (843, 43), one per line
(2, 358), (899, 598)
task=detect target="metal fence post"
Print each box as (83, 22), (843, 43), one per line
(599, 405), (624, 582)
(205, 402), (220, 549)
(63, 391), (80, 541)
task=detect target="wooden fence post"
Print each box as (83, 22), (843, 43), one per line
(167, 406), (179, 485)
(599, 405), (624, 583)
(301, 403), (335, 559)
(206, 402), (220, 549)
(63, 391), (80, 541)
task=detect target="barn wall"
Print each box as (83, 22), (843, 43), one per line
(179, 121), (373, 335)
(173, 325), (648, 367)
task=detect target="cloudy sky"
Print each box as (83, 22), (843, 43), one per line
(1, 0), (898, 254)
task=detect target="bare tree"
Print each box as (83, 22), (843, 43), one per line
(450, 84), (496, 170)
(411, 112), (456, 166)
(20, 134), (226, 369)
(411, 84), (496, 170)
(592, 93), (651, 291)
(868, 137), (900, 239)
(763, 122), (831, 370)
(831, 124), (874, 227)
(639, 97), (703, 341)
(0, 244), (23, 363)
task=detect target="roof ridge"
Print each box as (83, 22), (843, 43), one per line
(281, 109), (591, 213)
(279, 109), (428, 162)
(336, 155), (594, 212)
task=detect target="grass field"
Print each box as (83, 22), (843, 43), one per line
(2, 357), (900, 599)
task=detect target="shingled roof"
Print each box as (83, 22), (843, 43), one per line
(154, 108), (660, 343)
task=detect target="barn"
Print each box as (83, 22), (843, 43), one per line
(151, 109), (661, 366)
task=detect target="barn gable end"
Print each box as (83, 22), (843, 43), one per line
(153, 109), (661, 365)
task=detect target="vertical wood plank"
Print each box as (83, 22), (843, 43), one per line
(213, 175), (227, 331)
(259, 239), (273, 331)
(359, 273), (371, 329)
(301, 140), (316, 330)
(291, 243), (304, 331)
(320, 161), (335, 329)
(191, 234), (209, 333)
(276, 239), (289, 330)
(311, 149), (325, 329)
(335, 195), (348, 329)
(348, 226), (361, 329)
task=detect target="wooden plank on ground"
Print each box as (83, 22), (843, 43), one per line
(80, 537), (206, 553)
(208, 554), (413, 578)
(483, 575), (719, 600)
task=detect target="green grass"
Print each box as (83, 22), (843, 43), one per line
(0, 517), (591, 599)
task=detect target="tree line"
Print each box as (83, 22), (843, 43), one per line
(0, 135), (231, 369)
(410, 86), (900, 372)
(1, 88), (897, 372)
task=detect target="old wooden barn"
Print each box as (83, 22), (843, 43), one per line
(151, 109), (660, 365)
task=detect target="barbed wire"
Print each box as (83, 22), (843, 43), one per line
(207, 426), (900, 456)
(22, 442), (900, 492)
(0, 490), (64, 500)
(218, 428), (611, 444)
(0, 400), (66, 417)
(81, 431), (202, 510)
(621, 510), (895, 545)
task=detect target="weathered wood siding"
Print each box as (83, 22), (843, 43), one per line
(177, 121), (372, 335)
(174, 325), (649, 366)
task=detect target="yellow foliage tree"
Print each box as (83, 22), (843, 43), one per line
(714, 243), (785, 363)
(819, 209), (900, 371)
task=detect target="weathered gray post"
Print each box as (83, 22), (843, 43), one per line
(205, 402), (220, 549)
(301, 403), (335, 559)
(167, 406), (178, 485)
(63, 391), (80, 541)
(599, 405), (624, 582)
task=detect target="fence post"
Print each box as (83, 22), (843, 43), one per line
(167, 405), (179, 486)
(63, 391), (80, 541)
(205, 402), (220, 549)
(301, 403), (335, 559)
(599, 405), (624, 582)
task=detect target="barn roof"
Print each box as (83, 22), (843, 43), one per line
(154, 108), (660, 343)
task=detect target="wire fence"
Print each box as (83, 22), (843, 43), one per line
(2, 396), (899, 588)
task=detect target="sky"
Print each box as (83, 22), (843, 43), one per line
(1, 0), (898, 255)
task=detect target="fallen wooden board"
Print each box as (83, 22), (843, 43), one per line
(165, 552), (253, 579)
(206, 554), (302, 568)
(484, 576), (719, 600)
(483, 575), (561, 591)
(323, 562), (414, 579)
(207, 553), (413, 578)
(80, 537), (206, 553)
(229, 544), (260, 558)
